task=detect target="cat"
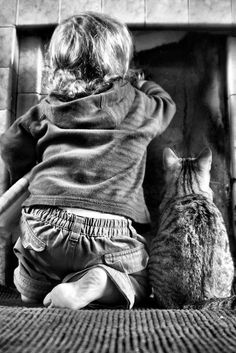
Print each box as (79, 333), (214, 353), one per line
(148, 147), (235, 309)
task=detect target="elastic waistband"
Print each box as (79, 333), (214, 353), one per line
(23, 206), (132, 238)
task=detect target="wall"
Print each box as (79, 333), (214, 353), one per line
(1, 0), (236, 26)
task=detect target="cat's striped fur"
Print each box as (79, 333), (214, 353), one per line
(148, 148), (235, 309)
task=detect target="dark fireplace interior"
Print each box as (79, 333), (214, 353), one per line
(8, 29), (232, 280)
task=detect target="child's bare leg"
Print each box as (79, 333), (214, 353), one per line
(43, 267), (123, 310)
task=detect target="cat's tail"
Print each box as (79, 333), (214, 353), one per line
(184, 295), (236, 310)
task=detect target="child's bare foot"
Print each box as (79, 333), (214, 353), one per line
(43, 267), (122, 309)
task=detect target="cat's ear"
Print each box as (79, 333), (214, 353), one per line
(196, 147), (212, 171)
(163, 148), (179, 169)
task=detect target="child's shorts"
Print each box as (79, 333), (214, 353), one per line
(13, 206), (150, 308)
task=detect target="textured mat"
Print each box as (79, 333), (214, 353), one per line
(1, 285), (236, 353)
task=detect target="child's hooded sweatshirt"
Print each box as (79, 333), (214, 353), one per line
(0, 80), (176, 223)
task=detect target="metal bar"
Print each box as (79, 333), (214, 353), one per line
(0, 172), (30, 229)
(226, 37), (236, 240)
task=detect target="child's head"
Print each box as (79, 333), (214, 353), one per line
(48, 12), (133, 99)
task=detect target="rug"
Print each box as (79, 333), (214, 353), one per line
(0, 285), (236, 353)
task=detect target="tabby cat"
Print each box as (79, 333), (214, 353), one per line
(148, 147), (235, 309)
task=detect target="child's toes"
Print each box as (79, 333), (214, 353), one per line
(43, 293), (53, 307)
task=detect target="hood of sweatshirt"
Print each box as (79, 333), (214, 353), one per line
(43, 80), (136, 130)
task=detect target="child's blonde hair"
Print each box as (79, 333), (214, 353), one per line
(48, 12), (134, 99)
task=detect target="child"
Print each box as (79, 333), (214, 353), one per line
(0, 12), (176, 309)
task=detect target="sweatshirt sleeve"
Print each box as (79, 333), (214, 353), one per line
(139, 80), (176, 134)
(0, 106), (39, 184)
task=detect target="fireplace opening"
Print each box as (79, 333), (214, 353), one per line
(14, 28), (232, 247)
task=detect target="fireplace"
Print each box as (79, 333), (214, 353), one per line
(0, 0), (236, 285)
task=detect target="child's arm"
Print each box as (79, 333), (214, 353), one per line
(0, 106), (38, 185)
(137, 80), (176, 134)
